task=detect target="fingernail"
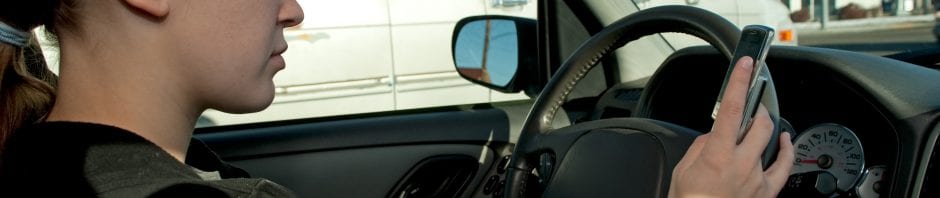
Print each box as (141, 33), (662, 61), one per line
(739, 56), (754, 70)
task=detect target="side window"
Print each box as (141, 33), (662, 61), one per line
(199, 0), (538, 127)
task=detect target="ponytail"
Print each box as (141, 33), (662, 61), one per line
(0, 29), (57, 154)
(0, 0), (67, 154)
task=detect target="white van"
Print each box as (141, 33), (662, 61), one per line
(189, 0), (798, 126)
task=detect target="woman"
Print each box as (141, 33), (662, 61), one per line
(1, 0), (303, 196)
(0, 0), (792, 197)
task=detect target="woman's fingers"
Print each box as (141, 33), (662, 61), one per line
(739, 104), (774, 160)
(742, 159), (766, 197)
(669, 57), (797, 198)
(676, 134), (709, 170)
(764, 132), (795, 195)
(706, 56), (755, 155)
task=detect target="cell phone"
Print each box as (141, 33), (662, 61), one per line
(712, 25), (774, 144)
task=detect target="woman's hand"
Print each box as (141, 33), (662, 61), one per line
(667, 57), (795, 198)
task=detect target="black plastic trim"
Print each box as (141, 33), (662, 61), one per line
(195, 109), (511, 160)
(386, 155), (480, 198)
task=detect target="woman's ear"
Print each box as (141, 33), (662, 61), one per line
(123, 0), (169, 18)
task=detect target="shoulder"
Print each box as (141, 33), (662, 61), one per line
(2, 121), (153, 169)
(18, 121), (131, 132)
(0, 122), (147, 196)
(1, 122), (163, 195)
(1, 122), (294, 197)
(7, 121), (144, 147)
(1, 122), (137, 182)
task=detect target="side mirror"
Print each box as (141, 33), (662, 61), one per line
(452, 15), (536, 93)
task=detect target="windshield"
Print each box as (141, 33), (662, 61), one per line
(595, 0), (936, 84)
(641, 0), (937, 57)
(790, 0), (937, 56)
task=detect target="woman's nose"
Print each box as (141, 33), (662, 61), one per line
(279, 0), (305, 28)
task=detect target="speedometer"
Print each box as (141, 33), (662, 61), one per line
(790, 123), (864, 192)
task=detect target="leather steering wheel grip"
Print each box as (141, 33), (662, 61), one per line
(505, 5), (743, 198)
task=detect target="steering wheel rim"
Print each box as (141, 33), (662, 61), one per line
(503, 5), (781, 198)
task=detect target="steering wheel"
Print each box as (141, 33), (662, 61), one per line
(503, 5), (782, 197)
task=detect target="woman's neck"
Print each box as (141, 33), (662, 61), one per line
(46, 36), (201, 163)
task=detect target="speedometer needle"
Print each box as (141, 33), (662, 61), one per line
(799, 159), (819, 164)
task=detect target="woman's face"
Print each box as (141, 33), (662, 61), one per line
(168, 0), (303, 113)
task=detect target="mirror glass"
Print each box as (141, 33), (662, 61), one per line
(454, 19), (519, 88)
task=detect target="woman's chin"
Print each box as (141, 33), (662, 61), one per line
(214, 87), (276, 114)
(216, 100), (274, 114)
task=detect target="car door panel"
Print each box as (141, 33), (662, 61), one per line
(195, 108), (512, 197)
(231, 144), (493, 197)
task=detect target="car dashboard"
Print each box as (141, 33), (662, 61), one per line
(594, 46), (940, 197)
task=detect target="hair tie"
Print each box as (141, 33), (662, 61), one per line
(0, 21), (29, 48)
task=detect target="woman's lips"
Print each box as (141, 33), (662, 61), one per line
(270, 54), (285, 70)
(270, 46), (288, 70)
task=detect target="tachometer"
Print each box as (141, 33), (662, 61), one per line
(790, 123), (864, 192)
